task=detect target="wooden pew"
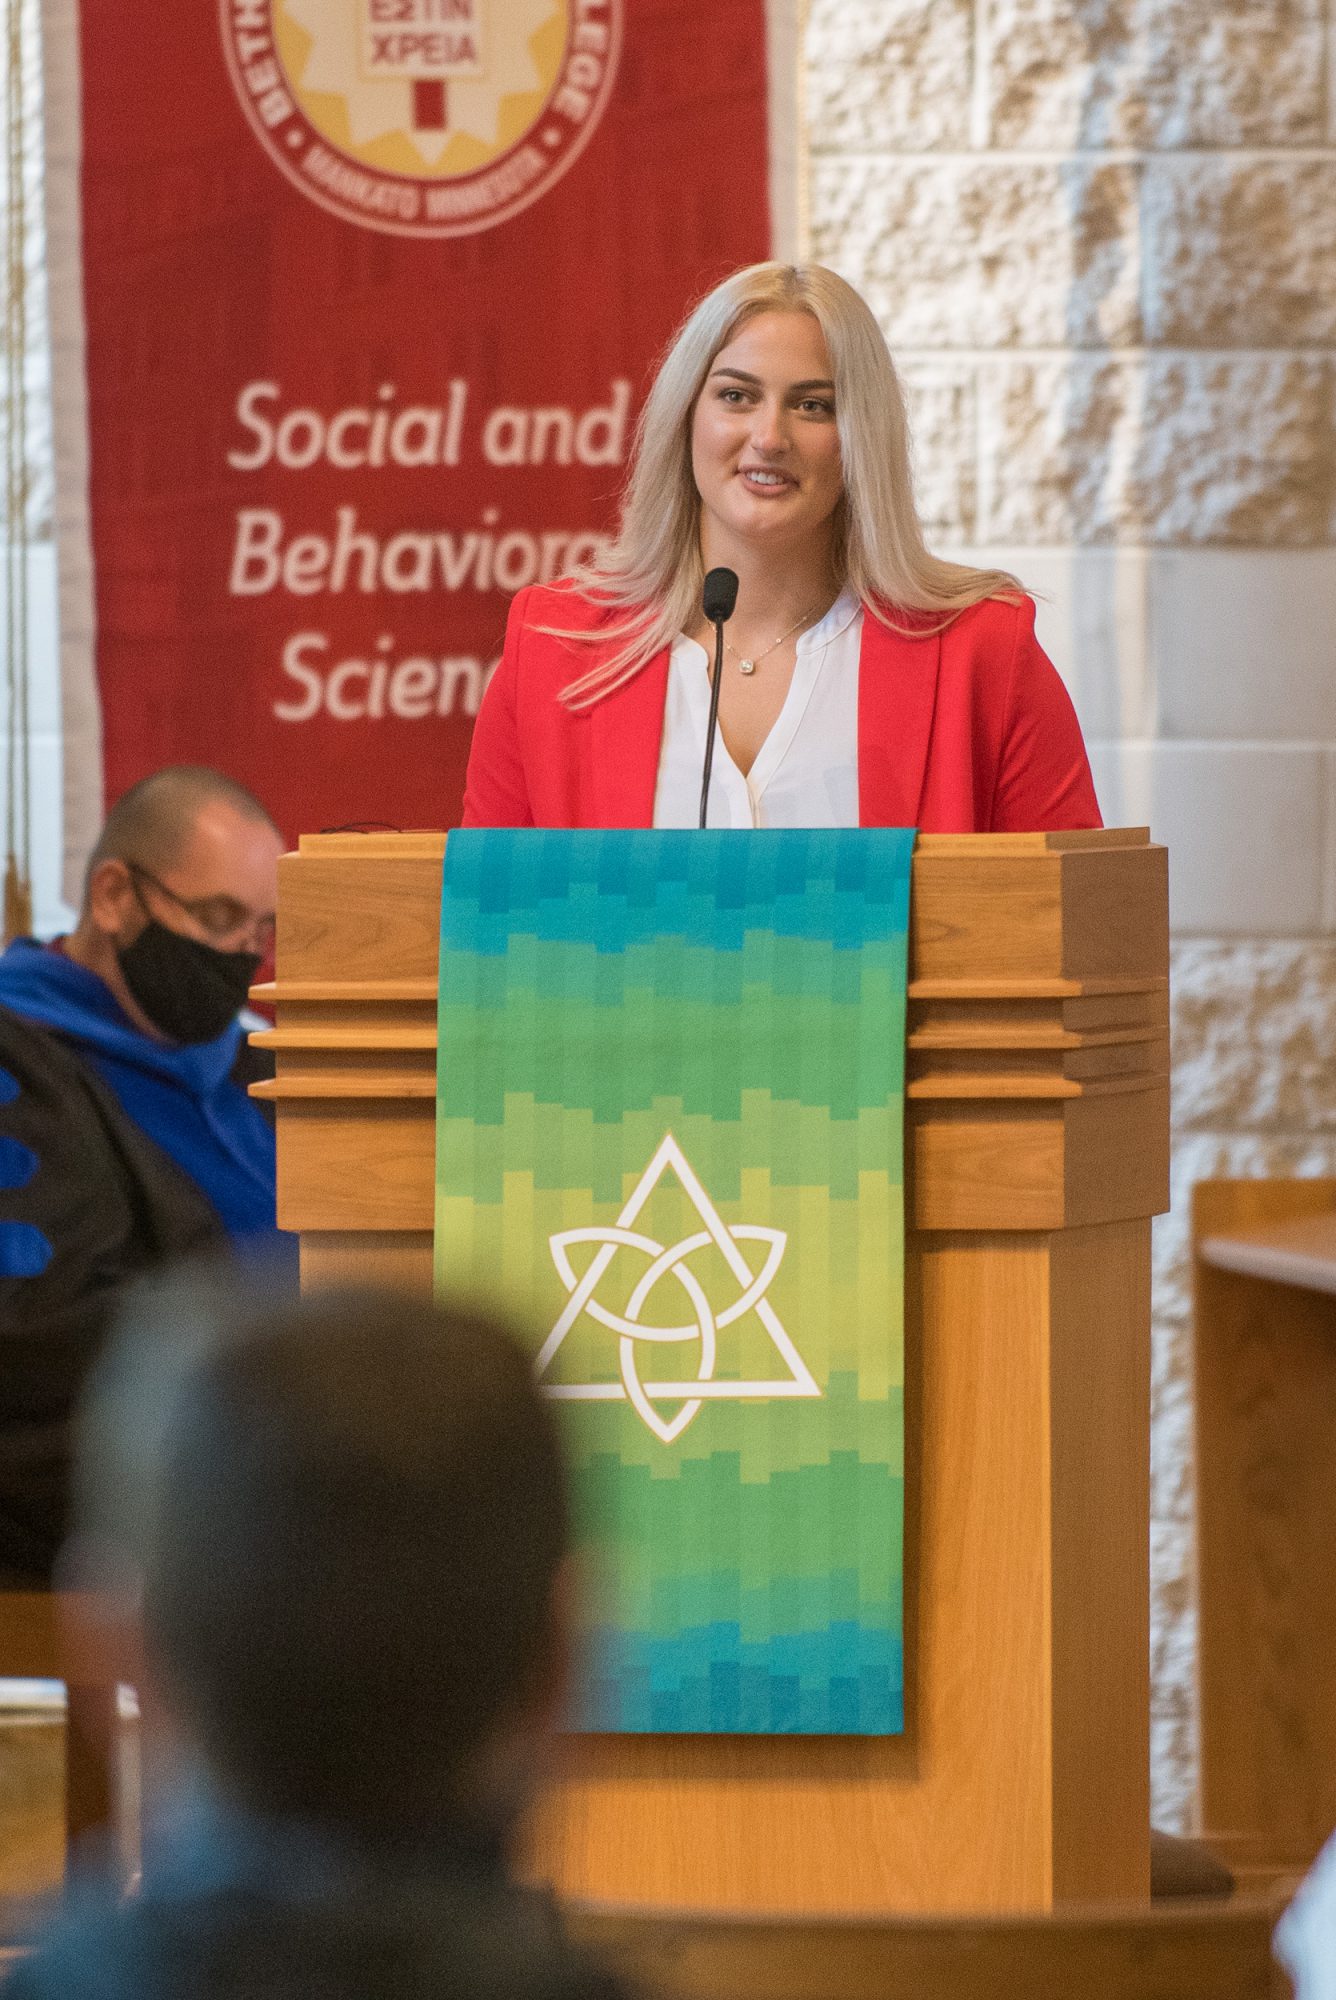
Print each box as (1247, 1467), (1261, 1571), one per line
(566, 1897), (1293, 2000)
(1195, 1179), (1336, 1881)
(0, 1592), (121, 1880)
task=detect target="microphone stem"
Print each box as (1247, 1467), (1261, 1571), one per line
(699, 618), (725, 829)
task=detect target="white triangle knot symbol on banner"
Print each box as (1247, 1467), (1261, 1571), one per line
(535, 1133), (821, 1444)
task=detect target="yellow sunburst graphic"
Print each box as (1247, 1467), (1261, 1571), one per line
(274, 0), (569, 179)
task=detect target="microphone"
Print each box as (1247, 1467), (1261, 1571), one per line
(699, 567), (738, 829)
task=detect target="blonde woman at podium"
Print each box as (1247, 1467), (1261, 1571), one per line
(463, 262), (1100, 834)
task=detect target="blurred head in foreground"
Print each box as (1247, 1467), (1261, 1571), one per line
(72, 1279), (571, 1842)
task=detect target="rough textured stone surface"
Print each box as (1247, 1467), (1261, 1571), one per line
(1129, 357), (1336, 543)
(1169, 932), (1336, 1144)
(810, 160), (1142, 349)
(977, 358), (1128, 542)
(1150, 1422), (1197, 1831)
(899, 360), (978, 539)
(1172, 942), (1336, 1134)
(977, 356), (1336, 544)
(1143, 160), (1336, 348)
(805, 0), (973, 153)
(987, 0), (1324, 150)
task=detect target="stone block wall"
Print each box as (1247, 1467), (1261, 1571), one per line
(805, 0), (1336, 1826)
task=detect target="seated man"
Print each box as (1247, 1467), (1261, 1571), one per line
(0, 765), (289, 1580)
(4, 1282), (624, 2000)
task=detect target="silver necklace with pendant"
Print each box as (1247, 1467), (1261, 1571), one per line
(724, 604), (820, 676)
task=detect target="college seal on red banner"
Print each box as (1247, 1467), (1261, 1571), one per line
(221, 0), (621, 239)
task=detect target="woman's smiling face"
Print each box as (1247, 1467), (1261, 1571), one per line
(690, 310), (844, 559)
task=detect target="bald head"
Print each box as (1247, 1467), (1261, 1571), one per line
(67, 767), (285, 1040)
(87, 767), (280, 897)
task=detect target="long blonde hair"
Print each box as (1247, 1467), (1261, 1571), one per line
(556, 262), (1020, 708)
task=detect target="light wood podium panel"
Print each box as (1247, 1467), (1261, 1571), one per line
(252, 828), (1168, 1916)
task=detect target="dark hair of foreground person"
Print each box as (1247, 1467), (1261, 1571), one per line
(3, 1281), (626, 2000)
(141, 1284), (570, 1833)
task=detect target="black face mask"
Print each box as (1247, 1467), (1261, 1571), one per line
(116, 921), (263, 1045)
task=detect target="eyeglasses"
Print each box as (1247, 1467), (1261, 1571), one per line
(127, 862), (277, 954)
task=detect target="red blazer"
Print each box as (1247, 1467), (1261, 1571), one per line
(463, 584), (1101, 832)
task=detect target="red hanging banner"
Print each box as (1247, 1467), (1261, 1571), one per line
(65, 0), (774, 840)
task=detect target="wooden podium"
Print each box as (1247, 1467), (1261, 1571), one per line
(252, 826), (1168, 1916)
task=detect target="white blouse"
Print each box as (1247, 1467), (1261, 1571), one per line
(652, 591), (864, 829)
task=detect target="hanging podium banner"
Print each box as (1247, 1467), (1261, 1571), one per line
(435, 828), (912, 1736)
(45, 0), (785, 875)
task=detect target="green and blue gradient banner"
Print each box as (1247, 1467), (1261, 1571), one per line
(435, 828), (912, 1734)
